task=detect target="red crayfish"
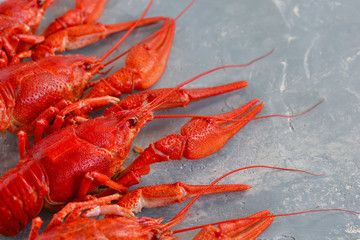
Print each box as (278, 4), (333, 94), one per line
(0, 0), (110, 65)
(0, 60), (264, 236)
(0, 0), (54, 67)
(28, 187), (273, 239)
(29, 186), (268, 240)
(28, 166), (343, 240)
(0, 0), (163, 65)
(0, 67), (323, 236)
(0, 1), (342, 239)
(0, 0), (210, 142)
(0, 0), (185, 137)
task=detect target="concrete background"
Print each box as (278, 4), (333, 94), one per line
(0, 0), (359, 239)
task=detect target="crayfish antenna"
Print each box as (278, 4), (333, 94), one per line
(87, 0), (197, 98)
(102, 80), (248, 113)
(98, 0), (154, 62)
(252, 99), (325, 121)
(103, 0), (197, 67)
(174, 210), (274, 239)
(174, 208), (360, 239)
(269, 208), (360, 218)
(153, 98), (324, 125)
(142, 48), (274, 115)
(175, 0), (196, 21)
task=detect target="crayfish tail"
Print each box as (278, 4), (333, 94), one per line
(0, 160), (49, 236)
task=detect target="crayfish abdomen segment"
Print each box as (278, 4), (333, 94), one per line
(0, 159), (48, 236)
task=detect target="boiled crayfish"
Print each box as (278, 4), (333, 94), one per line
(27, 166), (323, 239)
(0, 0), (111, 66)
(28, 192), (274, 240)
(0, 0), (53, 67)
(0, 0), (202, 139)
(0, 62), (261, 236)
(27, 167), (355, 240)
(0, 0), (158, 65)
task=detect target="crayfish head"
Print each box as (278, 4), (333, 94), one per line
(75, 109), (154, 164)
(37, 55), (104, 99)
(56, 55), (103, 76)
(78, 56), (105, 76)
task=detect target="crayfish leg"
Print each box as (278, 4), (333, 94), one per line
(77, 171), (128, 200)
(17, 130), (29, 160)
(34, 17), (166, 60)
(44, 194), (121, 232)
(28, 217), (43, 240)
(42, 0), (108, 37)
(114, 100), (263, 188)
(117, 182), (250, 213)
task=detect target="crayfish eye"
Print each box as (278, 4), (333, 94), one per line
(128, 117), (137, 126)
(83, 63), (91, 71)
(37, 0), (44, 7)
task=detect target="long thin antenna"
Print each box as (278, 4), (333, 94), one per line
(104, 0), (197, 66)
(175, 0), (196, 21)
(99, 0), (154, 62)
(173, 208), (360, 234)
(153, 99), (324, 122)
(144, 49), (275, 114)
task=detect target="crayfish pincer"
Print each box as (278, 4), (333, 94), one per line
(0, 102), (260, 236)
(0, 0), (54, 67)
(0, 0), (160, 65)
(0, 0), (202, 137)
(27, 166), (321, 239)
(28, 194), (273, 240)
